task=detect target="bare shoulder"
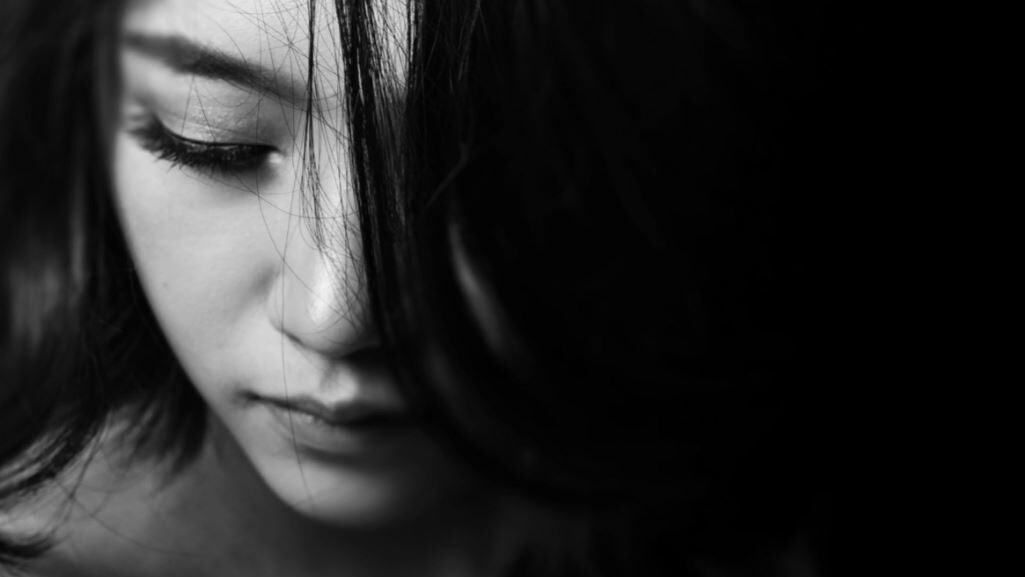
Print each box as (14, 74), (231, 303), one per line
(0, 466), (81, 554)
(0, 551), (96, 577)
(0, 429), (144, 537)
(0, 427), (184, 577)
(0, 490), (82, 577)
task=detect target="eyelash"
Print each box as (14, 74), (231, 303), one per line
(128, 116), (275, 175)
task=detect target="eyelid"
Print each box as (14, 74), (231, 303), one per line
(129, 114), (277, 175)
(158, 119), (272, 149)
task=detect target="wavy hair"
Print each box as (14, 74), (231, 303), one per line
(1, 0), (831, 575)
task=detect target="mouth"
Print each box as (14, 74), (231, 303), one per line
(247, 392), (415, 457)
(258, 394), (406, 427)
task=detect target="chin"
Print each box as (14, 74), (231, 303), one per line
(206, 400), (481, 528)
(264, 459), (423, 526)
(250, 440), (472, 529)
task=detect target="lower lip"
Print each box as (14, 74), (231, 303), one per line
(261, 401), (414, 458)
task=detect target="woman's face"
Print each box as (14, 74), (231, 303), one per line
(113, 0), (472, 526)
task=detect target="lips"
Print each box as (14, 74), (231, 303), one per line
(258, 394), (407, 428)
(247, 389), (414, 457)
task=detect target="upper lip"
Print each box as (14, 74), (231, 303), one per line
(256, 394), (406, 426)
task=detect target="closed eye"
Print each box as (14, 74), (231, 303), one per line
(128, 116), (276, 176)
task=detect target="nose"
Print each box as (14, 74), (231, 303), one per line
(266, 223), (378, 358)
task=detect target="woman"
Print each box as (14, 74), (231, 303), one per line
(1, 0), (830, 575)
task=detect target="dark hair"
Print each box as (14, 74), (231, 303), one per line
(370, 2), (830, 574)
(2, 0), (831, 575)
(0, 0), (205, 564)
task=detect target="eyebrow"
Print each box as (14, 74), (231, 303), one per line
(122, 33), (307, 105)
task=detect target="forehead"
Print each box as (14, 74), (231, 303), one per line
(123, 0), (334, 55)
(121, 0), (407, 105)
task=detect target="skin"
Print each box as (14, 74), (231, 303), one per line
(115, 0), (462, 529)
(5, 1), (510, 575)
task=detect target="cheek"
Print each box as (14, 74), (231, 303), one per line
(110, 131), (276, 380)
